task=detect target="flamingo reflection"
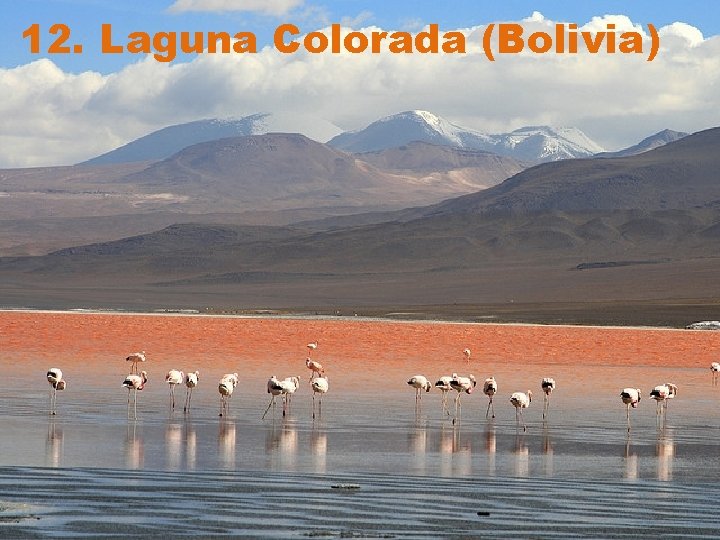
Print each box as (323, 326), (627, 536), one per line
(218, 420), (236, 469)
(165, 422), (182, 470)
(311, 429), (327, 473)
(513, 433), (529, 477)
(656, 432), (675, 481)
(125, 423), (144, 469)
(45, 421), (64, 467)
(624, 434), (638, 480)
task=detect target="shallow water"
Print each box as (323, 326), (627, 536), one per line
(1, 312), (720, 537)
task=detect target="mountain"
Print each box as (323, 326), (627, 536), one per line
(122, 133), (523, 211)
(79, 113), (343, 165)
(595, 129), (689, 158)
(2, 125), (720, 325)
(0, 134), (524, 255)
(407, 126), (720, 217)
(328, 110), (604, 162)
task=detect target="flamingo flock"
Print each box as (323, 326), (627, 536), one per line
(44, 343), (715, 434)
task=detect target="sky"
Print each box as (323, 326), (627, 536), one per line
(1, 0), (719, 167)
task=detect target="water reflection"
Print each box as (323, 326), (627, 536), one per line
(311, 429), (327, 474)
(265, 420), (298, 471)
(624, 434), (638, 480)
(656, 431), (675, 482)
(218, 420), (236, 470)
(45, 421), (63, 468)
(513, 433), (529, 477)
(408, 425), (428, 475)
(484, 426), (496, 476)
(438, 426), (471, 476)
(542, 428), (554, 477)
(185, 421), (197, 471)
(165, 422), (182, 471)
(125, 423), (144, 470)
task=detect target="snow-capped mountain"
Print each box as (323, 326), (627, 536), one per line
(594, 129), (689, 158)
(328, 110), (604, 162)
(80, 113), (342, 165)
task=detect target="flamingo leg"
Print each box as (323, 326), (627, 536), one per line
(490, 398), (496, 419)
(626, 403), (631, 432)
(520, 408), (526, 432)
(312, 393), (316, 420)
(453, 393), (461, 425)
(127, 389), (132, 418)
(261, 396), (275, 420)
(184, 388), (191, 413)
(133, 390), (138, 420)
(170, 384), (175, 411)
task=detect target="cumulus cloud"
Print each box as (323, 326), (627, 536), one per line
(1, 14), (719, 167)
(167, 0), (304, 16)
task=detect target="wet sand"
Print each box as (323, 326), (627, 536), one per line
(1, 311), (720, 537)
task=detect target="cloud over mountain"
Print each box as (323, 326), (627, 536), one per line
(1, 14), (718, 167)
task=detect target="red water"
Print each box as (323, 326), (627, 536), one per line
(2, 311), (716, 394)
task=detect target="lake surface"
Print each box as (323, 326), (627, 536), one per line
(1, 311), (720, 537)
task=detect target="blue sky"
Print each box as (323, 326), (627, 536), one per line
(2, 1), (720, 167)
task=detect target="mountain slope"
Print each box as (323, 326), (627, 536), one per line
(122, 133), (523, 211)
(412, 126), (720, 217)
(80, 113), (342, 165)
(595, 129), (689, 158)
(328, 110), (604, 161)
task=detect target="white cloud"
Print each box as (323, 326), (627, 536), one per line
(1, 14), (719, 167)
(167, 0), (304, 16)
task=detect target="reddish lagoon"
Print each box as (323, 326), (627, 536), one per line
(1, 311), (719, 537)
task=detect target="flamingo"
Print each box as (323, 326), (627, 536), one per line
(280, 376), (300, 416)
(125, 351), (146, 374)
(307, 341), (318, 355)
(165, 369), (184, 411)
(620, 388), (641, 431)
(434, 375), (453, 416)
(123, 370), (148, 420)
(463, 348), (471, 363)
(407, 375), (432, 404)
(510, 390), (532, 431)
(711, 362), (720, 385)
(46, 368), (66, 415)
(650, 383), (677, 423)
(483, 376), (498, 419)
(541, 377), (556, 420)
(311, 376), (329, 419)
(218, 372), (238, 417)
(184, 371), (199, 413)
(449, 373), (476, 424)
(306, 357), (325, 381)
(263, 375), (285, 419)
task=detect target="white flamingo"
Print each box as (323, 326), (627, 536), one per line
(449, 373), (476, 424)
(620, 388), (641, 431)
(407, 375), (432, 404)
(434, 375), (453, 416)
(165, 369), (184, 411)
(311, 376), (329, 419)
(306, 357), (325, 381)
(483, 376), (498, 419)
(541, 377), (556, 420)
(281, 376), (300, 416)
(510, 390), (532, 431)
(711, 362), (720, 385)
(463, 348), (471, 363)
(184, 371), (199, 413)
(46, 368), (66, 416)
(125, 351), (146, 374)
(123, 370), (148, 420)
(650, 383), (677, 423)
(218, 372), (238, 417)
(263, 375), (285, 419)
(307, 341), (318, 355)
